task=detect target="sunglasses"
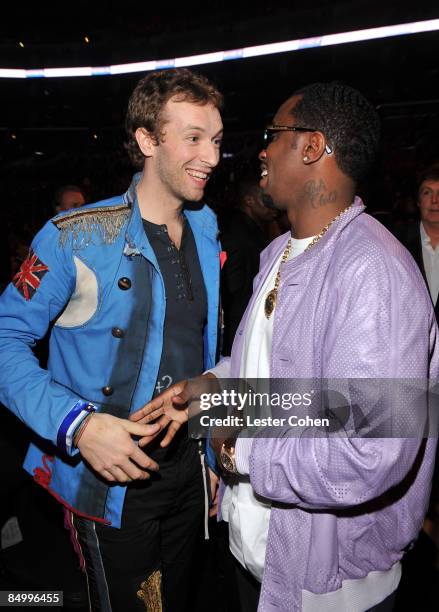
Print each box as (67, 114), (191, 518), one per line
(264, 125), (333, 154)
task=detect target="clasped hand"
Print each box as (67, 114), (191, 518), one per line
(129, 373), (218, 448)
(78, 374), (218, 485)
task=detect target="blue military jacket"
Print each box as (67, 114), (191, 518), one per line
(0, 174), (221, 527)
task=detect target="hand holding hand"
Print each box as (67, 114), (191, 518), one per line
(77, 412), (162, 483)
(130, 374), (220, 448)
(129, 380), (190, 448)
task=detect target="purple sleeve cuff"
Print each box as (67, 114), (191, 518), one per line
(235, 437), (253, 475)
(57, 400), (96, 456)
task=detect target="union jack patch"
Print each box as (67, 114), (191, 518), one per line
(13, 250), (49, 301)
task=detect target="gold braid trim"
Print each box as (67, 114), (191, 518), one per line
(137, 570), (162, 611)
(52, 205), (131, 247)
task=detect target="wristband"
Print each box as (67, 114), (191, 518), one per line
(73, 412), (94, 447)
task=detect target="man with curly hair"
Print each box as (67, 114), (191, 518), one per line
(0, 68), (223, 611)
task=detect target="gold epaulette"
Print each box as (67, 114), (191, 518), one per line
(52, 204), (131, 247)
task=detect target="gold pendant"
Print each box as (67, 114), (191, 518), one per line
(264, 288), (277, 319)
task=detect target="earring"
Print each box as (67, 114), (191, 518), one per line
(303, 155), (309, 162)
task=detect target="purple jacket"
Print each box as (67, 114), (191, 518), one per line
(212, 199), (439, 610)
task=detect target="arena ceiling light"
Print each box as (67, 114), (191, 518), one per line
(0, 18), (438, 79)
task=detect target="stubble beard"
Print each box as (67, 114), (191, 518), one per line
(156, 157), (200, 205)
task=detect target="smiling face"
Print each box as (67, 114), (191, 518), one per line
(418, 179), (439, 227)
(259, 95), (306, 210)
(149, 97), (223, 204)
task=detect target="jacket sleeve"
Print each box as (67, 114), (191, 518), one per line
(206, 356), (231, 379)
(0, 220), (97, 455)
(237, 248), (437, 509)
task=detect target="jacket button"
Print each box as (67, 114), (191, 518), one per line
(102, 386), (114, 396)
(112, 327), (124, 338)
(118, 277), (131, 290)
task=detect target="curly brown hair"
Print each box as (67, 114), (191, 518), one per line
(125, 68), (223, 168)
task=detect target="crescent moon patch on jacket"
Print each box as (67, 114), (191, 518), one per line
(55, 257), (98, 328)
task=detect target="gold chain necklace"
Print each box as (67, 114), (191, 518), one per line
(264, 203), (353, 319)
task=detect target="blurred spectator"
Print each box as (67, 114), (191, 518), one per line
(396, 165), (439, 607)
(53, 184), (86, 213)
(219, 178), (277, 356)
(7, 185), (86, 281)
(398, 166), (439, 319)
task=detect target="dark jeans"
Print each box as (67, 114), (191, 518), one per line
(234, 560), (260, 612)
(234, 558), (396, 612)
(71, 440), (204, 612)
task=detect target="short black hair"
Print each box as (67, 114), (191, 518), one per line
(418, 165), (439, 190)
(291, 82), (380, 182)
(53, 184), (85, 209)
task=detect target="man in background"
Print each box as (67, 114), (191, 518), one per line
(53, 184), (86, 213)
(400, 166), (439, 319)
(398, 165), (439, 606)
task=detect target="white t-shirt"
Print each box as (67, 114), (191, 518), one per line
(221, 234), (315, 581)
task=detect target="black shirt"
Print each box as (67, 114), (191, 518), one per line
(142, 217), (207, 459)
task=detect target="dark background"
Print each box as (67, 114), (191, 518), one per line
(0, 4), (439, 609)
(1, 1), (438, 226)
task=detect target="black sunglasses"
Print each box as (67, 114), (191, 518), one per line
(263, 125), (333, 154)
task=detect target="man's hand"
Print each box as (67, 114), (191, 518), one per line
(130, 374), (219, 448)
(77, 412), (162, 483)
(130, 380), (191, 448)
